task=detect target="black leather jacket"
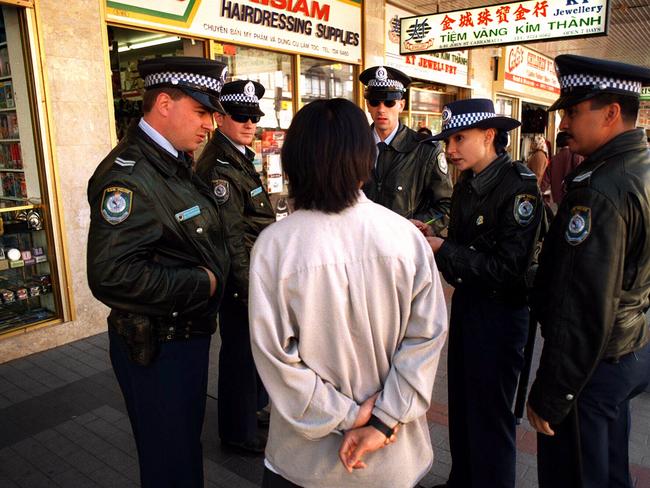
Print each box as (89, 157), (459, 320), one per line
(195, 130), (275, 305)
(87, 122), (229, 335)
(435, 154), (543, 306)
(362, 124), (452, 235)
(529, 128), (650, 424)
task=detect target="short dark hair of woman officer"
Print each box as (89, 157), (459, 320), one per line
(281, 98), (374, 213)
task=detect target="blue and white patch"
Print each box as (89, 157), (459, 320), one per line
(175, 205), (201, 222)
(513, 194), (536, 226)
(250, 186), (263, 197)
(437, 152), (448, 175)
(213, 179), (230, 204)
(565, 206), (591, 245)
(101, 187), (133, 225)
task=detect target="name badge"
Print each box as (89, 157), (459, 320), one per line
(250, 186), (263, 197)
(175, 205), (201, 222)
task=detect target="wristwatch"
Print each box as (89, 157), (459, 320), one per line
(368, 414), (395, 440)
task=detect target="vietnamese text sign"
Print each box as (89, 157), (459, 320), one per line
(385, 4), (468, 86)
(107, 0), (362, 64)
(502, 45), (559, 96)
(400, 0), (609, 54)
(641, 87), (650, 101)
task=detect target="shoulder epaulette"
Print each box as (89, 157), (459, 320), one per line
(513, 161), (537, 180)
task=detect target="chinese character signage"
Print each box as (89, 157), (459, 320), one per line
(502, 45), (560, 97)
(400, 0), (609, 54)
(385, 4), (468, 86)
(107, 0), (362, 64)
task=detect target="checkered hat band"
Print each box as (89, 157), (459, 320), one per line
(560, 74), (642, 94)
(443, 112), (497, 130)
(368, 79), (405, 91)
(220, 93), (259, 104)
(144, 71), (222, 93)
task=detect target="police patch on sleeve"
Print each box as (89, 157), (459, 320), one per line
(513, 194), (536, 226)
(212, 179), (230, 204)
(101, 187), (133, 225)
(565, 206), (591, 245)
(437, 152), (448, 175)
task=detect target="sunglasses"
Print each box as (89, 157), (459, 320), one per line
(230, 114), (261, 124)
(368, 99), (398, 108)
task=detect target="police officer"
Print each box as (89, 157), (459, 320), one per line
(527, 55), (650, 488)
(87, 57), (230, 488)
(195, 80), (274, 454)
(420, 99), (543, 488)
(359, 66), (452, 235)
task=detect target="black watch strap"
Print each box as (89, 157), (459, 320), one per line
(368, 414), (394, 438)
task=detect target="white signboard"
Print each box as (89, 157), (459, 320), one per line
(385, 4), (468, 86)
(107, 0), (362, 63)
(503, 45), (559, 96)
(400, 0), (609, 54)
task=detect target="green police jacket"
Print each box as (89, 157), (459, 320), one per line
(87, 122), (229, 333)
(195, 130), (275, 305)
(529, 128), (650, 424)
(362, 124), (453, 236)
(435, 154), (542, 306)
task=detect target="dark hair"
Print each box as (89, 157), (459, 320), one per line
(556, 131), (570, 147)
(589, 93), (640, 125)
(417, 127), (432, 136)
(493, 129), (510, 154)
(142, 87), (186, 113)
(281, 99), (374, 213)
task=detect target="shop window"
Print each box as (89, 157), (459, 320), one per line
(1, 6), (60, 334)
(299, 57), (355, 107)
(402, 84), (457, 135)
(495, 95), (518, 159)
(108, 26), (205, 140)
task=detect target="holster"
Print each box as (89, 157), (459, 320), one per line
(108, 311), (159, 366)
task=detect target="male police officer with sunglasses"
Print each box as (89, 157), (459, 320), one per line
(196, 80), (274, 455)
(359, 66), (452, 235)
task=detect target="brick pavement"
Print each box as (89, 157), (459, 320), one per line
(0, 329), (649, 487)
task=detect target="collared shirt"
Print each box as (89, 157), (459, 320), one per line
(138, 118), (178, 158)
(373, 123), (399, 146)
(219, 130), (248, 156)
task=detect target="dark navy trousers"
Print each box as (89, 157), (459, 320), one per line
(109, 327), (211, 488)
(447, 289), (529, 488)
(537, 338), (650, 488)
(218, 299), (268, 442)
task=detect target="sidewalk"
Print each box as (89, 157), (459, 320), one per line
(0, 327), (649, 487)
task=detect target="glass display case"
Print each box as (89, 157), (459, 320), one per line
(0, 5), (60, 334)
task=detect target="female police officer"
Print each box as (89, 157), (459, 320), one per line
(416, 99), (542, 488)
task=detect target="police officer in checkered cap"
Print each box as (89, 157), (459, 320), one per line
(87, 56), (230, 488)
(527, 55), (650, 488)
(359, 66), (452, 236)
(421, 97), (542, 488)
(195, 80), (275, 455)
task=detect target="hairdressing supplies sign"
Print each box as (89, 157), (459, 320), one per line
(385, 4), (468, 86)
(400, 0), (610, 54)
(107, 0), (362, 63)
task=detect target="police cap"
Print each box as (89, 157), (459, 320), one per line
(359, 66), (411, 101)
(220, 80), (265, 117)
(549, 54), (650, 112)
(138, 56), (228, 114)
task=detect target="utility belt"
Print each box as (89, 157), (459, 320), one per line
(108, 310), (215, 366)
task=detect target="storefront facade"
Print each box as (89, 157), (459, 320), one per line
(0, 0), (547, 361)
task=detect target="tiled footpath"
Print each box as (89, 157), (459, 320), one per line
(1, 319), (649, 487)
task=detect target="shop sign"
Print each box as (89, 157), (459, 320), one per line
(107, 0), (362, 64)
(399, 0), (610, 54)
(385, 4), (468, 87)
(641, 87), (650, 101)
(502, 45), (559, 96)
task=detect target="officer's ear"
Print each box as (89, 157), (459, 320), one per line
(214, 112), (225, 127)
(398, 98), (406, 113)
(601, 102), (622, 128)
